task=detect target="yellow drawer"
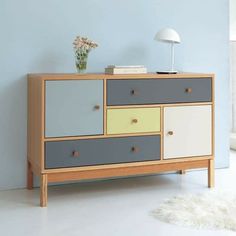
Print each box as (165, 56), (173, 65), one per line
(107, 107), (161, 134)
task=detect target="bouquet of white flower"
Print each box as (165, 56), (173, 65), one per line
(73, 36), (98, 73)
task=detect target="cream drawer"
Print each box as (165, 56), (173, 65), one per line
(107, 107), (161, 135)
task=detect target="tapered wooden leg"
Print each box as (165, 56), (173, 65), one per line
(208, 159), (214, 188)
(40, 174), (48, 207)
(27, 161), (33, 190)
(179, 170), (186, 174)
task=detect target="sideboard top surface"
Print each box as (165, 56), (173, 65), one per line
(27, 73), (215, 81)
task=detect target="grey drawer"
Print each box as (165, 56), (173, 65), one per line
(45, 135), (160, 169)
(107, 78), (212, 105)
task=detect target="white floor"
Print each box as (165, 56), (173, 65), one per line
(1, 153), (236, 236)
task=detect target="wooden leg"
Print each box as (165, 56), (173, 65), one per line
(179, 170), (186, 174)
(40, 174), (48, 207)
(208, 159), (215, 188)
(27, 161), (33, 190)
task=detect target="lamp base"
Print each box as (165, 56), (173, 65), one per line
(156, 70), (178, 74)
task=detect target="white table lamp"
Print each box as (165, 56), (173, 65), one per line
(154, 28), (181, 74)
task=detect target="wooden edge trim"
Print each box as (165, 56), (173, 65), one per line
(160, 106), (164, 161)
(103, 78), (107, 135)
(47, 159), (208, 183)
(43, 132), (162, 142)
(28, 73), (215, 80)
(43, 156), (212, 174)
(107, 102), (213, 109)
(41, 80), (45, 172)
(211, 75), (215, 158)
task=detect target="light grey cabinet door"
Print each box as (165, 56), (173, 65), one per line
(45, 80), (103, 137)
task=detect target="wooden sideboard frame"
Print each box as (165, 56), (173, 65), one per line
(27, 73), (215, 207)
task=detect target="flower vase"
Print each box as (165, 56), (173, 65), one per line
(75, 52), (88, 73)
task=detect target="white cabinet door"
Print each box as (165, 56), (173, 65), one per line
(164, 105), (212, 159)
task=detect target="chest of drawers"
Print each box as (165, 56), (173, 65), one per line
(27, 73), (214, 207)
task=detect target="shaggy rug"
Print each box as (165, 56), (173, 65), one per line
(151, 191), (236, 231)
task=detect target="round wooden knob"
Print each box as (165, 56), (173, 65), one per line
(167, 131), (174, 136)
(94, 105), (100, 110)
(131, 146), (140, 153)
(185, 88), (192, 93)
(132, 118), (138, 124)
(72, 151), (80, 157)
(131, 89), (139, 96)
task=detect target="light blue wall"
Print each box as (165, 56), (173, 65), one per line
(0, 0), (230, 190)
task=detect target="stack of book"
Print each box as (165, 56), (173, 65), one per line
(105, 65), (147, 74)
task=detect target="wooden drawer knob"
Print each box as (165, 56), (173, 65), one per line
(132, 118), (138, 124)
(131, 146), (140, 153)
(131, 89), (139, 96)
(72, 151), (80, 157)
(167, 131), (174, 136)
(185, 88), (192, 93)
(94, 105), (100, 110)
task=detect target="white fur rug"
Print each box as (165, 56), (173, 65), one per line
(152, 191), (236, 231)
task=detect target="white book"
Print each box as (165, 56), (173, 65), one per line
(107, 65), (145, 69)
(105, 67), (147, 74)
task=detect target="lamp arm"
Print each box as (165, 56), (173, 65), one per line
(171, 42), (174, 72)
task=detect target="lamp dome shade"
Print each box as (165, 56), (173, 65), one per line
(154, 28), (181, 43)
